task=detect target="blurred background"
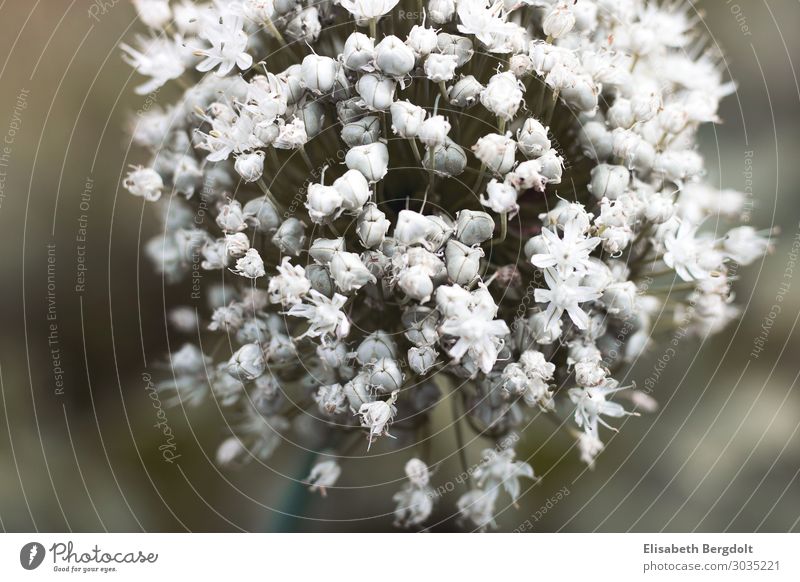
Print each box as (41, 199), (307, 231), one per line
(0, 0), (797, 532)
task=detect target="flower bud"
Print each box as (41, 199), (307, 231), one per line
(424, 53), (458, 83)
(297, 99), (326, 138)
(357, 203), (391, 248)
(254, 120), (280, 146)
(341, 116), (381, 147)
(408, 346), (438, 374)
(233, 248), (266, 278)
(472, 133), (517, 175)
(406, 25), (438, 58)
(315, 383), (347, 416)
(542, 2), (575, 39)
(508, 54), (534, 78)
(374, 35), (415, 77)
(286, 6), (321, 43)
(306, 183), (344, 224)
(601, 281), (638, 318)
(273, 117), (308, 149)
(337, 97), (369, 124)
(216, 200), (247, 233)
(611, 128), (656, 172)
(480, 179), (519, 215)
(480, 71), (524, 121)
(225, 232), (250, 258)
(278, 64), (305, 105)
(124, 166), (163, 201)
(346, 142), (389, 183)
(517, 117), (550, 158)
(390, 100), (426, 138)
(395, 210), (435, 247)
(448, 75), (484, 107)
(397, 265), (434, 303)
(342, 32), (375, 71)
(330, 251), (376, 292)
(306, 263), (335, 297)
(227, 343), (265, 381)
(643, 193), (675, 224)
(368, 357), (404, 393)
(537, 148), (564, 184)
(309, 237), (346, 265)
(356, 331), (398, 365)
(436, 33), (473, 67)
(234, 151), (265, 183)
(580, 120), (613, 160)
(333, 169), (372, 212)
(428, 0), (455, 24)
(506, 159), (546, 192)
(418, 115), (451, 148)
(590, 164), (629, 200)
(560, 73), (599, 113)
(301, 54), (338, 95)
(455, 210), (494, 245)
(445, 239), (484, 286)
(172, 155), (203, 197)
(356, 73), (396, 111)
(424, 214), (454, 251)
(271, 217), (306, 256)
(423, 138), (467, 177)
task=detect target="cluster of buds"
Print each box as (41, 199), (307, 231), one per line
(124, 0), (772, 529)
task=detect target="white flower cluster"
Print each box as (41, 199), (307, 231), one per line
(125, 0), (772, 529)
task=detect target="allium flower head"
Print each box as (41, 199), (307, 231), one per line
(123, 0), (770, 530)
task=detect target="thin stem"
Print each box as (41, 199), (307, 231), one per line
(491, 211), (508, 244)
(451, 391), (473, 488)
(438, 81), (449, 103)
(408, 138), (423, 166)
(369, 18), (377, 39)
(299, 146), (314, 171)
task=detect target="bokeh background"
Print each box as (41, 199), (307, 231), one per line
(0, 0), (798, 532)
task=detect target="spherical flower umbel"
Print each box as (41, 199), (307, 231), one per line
(124, 0), (770, 531)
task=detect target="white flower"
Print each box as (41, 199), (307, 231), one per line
(480, 71), (524, 121)
(405, 458), (431, 488)
(374, 35), (415, 77)
(424, 53), (458, 83)
(723, 226), (772, 266)
(480, 179), (518, 216)
(356, 391), (399, 450)
(339, 0), (400, 20)
(233, 248), (266, 278)
(345, 142), (389, 183)
(457, 488), (498, 530)
(568, 378), (636, 435)
(516, 117), (550, 158)
(407, 25), (438, 58)
(329, 251), (376, 292)
(132, 0), (171, 29)
(273, 117), (308, 149)
(357, 203), (390, 248)
(234, 151), (265, 182)
(356, 73), (396, 110)
(472, 133), (517, 175)
(530, 222), (601, 278)
(195, 14), (253, 76)
(227, 343), (265, 381)
(663, 220), (717, 281)
(305, 183), (344, 224)
(393, 486), (434, 528)
(224, 232), (250, 257)
(534, 268), (602, 332)
(301, 54), (338, 94)
(342, 32), (375, 71)
(333, 169), (372, 212)
(121, 36), (186, 95)
(123, 166), (163, 201)
(315, 383), (348, 415)
(216, 200), (247, 233)
(439, 290), (509, 374)
(578, 431), (604, 467)
(268, 257), (311, 306)
(418, 115), (451, 148)
(474, 448), (535, 503)
(288, 290), (351, 339)
(390, 100), (426, 138)
(306, 460), (341, 496)
(542, 2), (576, 39)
